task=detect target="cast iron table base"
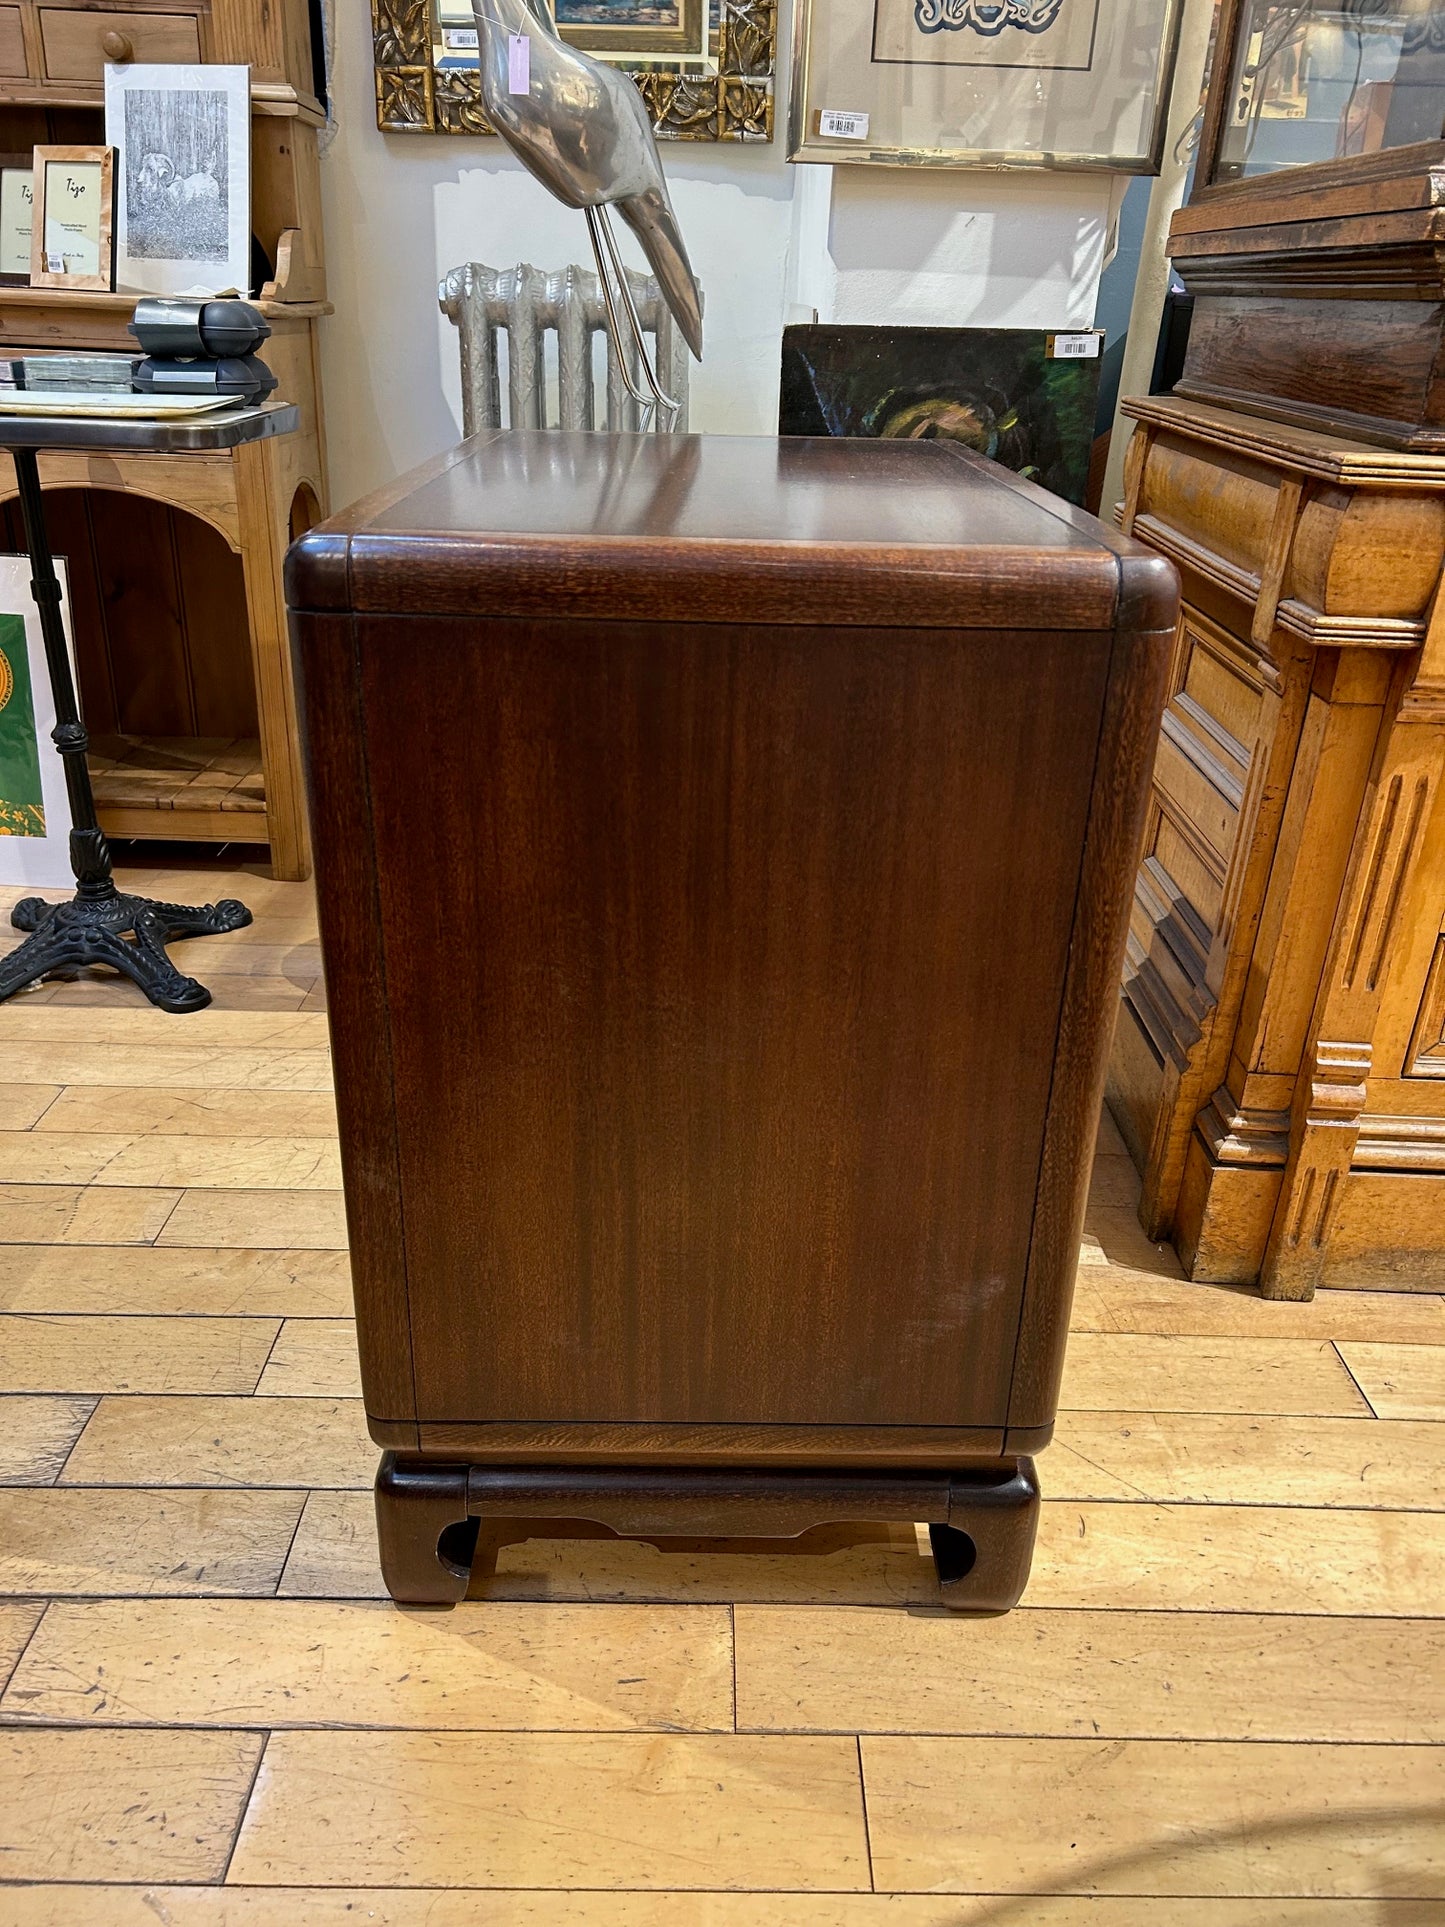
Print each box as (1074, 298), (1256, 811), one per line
(374, 1456), (1042, 1612)
(0, 443), (250, 1012)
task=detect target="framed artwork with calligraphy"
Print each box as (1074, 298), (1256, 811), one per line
(373, 0), (776, 141)
(789, 0), (1183, 170)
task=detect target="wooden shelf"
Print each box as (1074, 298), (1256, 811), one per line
(90, 733), (265, 843)
(0, 287), (332, 321)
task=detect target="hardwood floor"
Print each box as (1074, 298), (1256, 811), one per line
(0, 850), (1441, 1922)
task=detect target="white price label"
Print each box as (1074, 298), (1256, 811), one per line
(1051, 332), (1102, 359)
(508, 32), (531, 93)
(817, 109), (870, 141)
(45, 251), (64, 275)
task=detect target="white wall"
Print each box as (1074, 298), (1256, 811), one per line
(315, 5), (1123, 511)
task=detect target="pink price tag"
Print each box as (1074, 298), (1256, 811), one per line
(508, 32), (531, 94)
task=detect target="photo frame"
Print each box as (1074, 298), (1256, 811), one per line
(0, 156), (34, 287)
(28, 147), (114, 292)
(789, 0), (1184, 172)
(104, 63), (251, 297)
(373, 0), (776, 140)
(0, 554), (77, 891)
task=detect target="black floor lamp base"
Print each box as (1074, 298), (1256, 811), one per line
(0, 885), (253, 1014)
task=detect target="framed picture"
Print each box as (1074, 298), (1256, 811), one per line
(104, 62), (251, 297)
(789, 0), (1184, 172)
(0, 554), (77, 891)
(372, 0), (775, 141)
(28, 147), (114, 291)
(0, 157), (34, 286)
(778, 323), (1104, 506)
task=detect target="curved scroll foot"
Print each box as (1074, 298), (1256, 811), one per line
(931, 1458), (1041, 1614)
(375, 1453), (476, 1606)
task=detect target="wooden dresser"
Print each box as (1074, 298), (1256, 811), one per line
(1111, 395), (1445, 1297)
(1107, 20), (1445, 1296)
(287, 430), (1175, 1609)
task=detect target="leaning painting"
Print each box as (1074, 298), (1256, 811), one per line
(778, 325), (1102, 506)
(0, 555), (76, 890)
(104, 64), (252, 296)
(790, 0), (1181, 167)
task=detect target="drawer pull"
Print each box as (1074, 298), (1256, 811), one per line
(101, 29), (133, 60)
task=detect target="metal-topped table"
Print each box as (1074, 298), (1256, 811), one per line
(0, 400), (299, 1013)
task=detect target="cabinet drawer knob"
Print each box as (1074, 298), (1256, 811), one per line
(101, 30), (134, 61)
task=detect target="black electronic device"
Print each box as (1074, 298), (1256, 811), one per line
(133, 354), (278, 403)
(128, 298), (271, 359)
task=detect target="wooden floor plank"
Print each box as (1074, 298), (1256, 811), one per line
(0, 1182), (181, 1245)
(278, 1495), (1445, 1614)
(37, 1086), (338, 1138)
(1059, 1332), (1371, 1415)
(0, 1894), (1433, 1927)
(0, 1314), (279, 1394)
(2, 1598), (734, 1732)
(1028, 1500), (1445, 1615)
(1337, 1342), (1445, 1420)
(255, 1319), (361, 1397)
(227, 1731), (870, 1891)
(0, 1392), (95, 1482)
(0, 1727), (262, 1882)
(861, 1735), (1445, 1897)
(0, 1083), (60, 1130)
(1047, 1411), (1445, 1508)
(38, 975), (312, 1011)
(0, 1131), (137, 1184)
(0, 1007), (330, 1048)
(0, 1600), (43, 1692)
(735, 1605), (1445, 1740)
(0, 1487), (304, 1596)
(0, 1044), (333, 1093)
(1072, 1273), (1445, 1344)
(0, 1131), (342, 1190)
(1078, 1202), (1185, 1275)
(0, 1244), (353, 1316)
(61, 1394), (374, 1488)
(158, 1189), (348, 1250)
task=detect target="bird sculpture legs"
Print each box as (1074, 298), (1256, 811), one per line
(585, 204), (680, 424)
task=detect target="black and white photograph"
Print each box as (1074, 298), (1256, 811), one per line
(105, 62), (251, 296)
(121, 87), (229, 263)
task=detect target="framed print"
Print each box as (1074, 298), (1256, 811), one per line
(0, 157), (34, 286)
(105, 63), (251, 296)
(789, 0), (1184, 171)
(29, 148), (114, 291)
(372, 0), (775, 140)
(0, 554), (78, 891)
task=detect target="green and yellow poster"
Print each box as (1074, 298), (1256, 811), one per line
(0, 610), (45, 838)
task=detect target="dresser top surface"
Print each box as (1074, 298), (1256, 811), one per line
(289, 431), (1176, 633)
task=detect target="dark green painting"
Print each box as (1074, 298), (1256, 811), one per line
(779, 324), (1102, 506)
(0, 610), (44, 837)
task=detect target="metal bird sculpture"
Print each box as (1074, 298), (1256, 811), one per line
(471, 0), (704, 411)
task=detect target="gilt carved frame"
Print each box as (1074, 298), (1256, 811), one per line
(373, 0), (776, 140)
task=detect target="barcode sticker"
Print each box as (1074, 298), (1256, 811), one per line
(508, 32), (531, 93)
(1051, 332), (1102, 359)
(817, 109), (870, 140)
(46, 251), (64, 275)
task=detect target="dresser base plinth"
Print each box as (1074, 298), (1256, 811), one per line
(373, 1453), (1041, 1613)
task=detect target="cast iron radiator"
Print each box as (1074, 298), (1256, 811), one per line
(439, 261), (692, 435)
